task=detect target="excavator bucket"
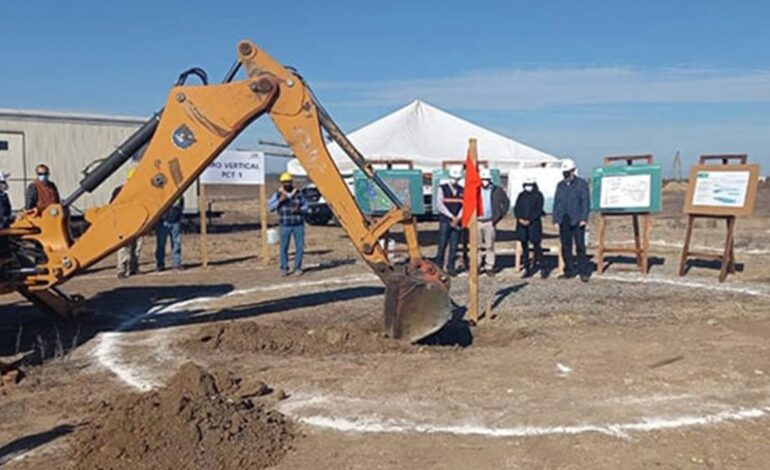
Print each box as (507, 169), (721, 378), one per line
(383, 261), (452, 343)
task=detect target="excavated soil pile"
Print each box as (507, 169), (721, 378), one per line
(189, 319), (414, 356)
(73, 362), (295, 469)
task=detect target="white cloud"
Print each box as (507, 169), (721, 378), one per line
(316, 66), (770, 110)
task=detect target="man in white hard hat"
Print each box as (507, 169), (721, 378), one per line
(478, 168), (510, 276)
(553, 158), (591, 282)
(435, 166), (464, 276)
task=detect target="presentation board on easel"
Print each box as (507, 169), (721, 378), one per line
(592, 155), (662, 274)
(679, 154), (760, 282)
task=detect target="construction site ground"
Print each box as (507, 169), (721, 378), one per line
(1, 183), (770, 469)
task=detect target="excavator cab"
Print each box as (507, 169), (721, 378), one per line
(0, 40), (454, 342)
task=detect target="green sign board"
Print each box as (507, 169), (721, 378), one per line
(354, 169), (425, 215)
(590, 164), (663, 213)
(431, 168), (501, 214)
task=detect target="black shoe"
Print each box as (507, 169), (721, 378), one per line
(580, 274), (590, 283)
(558, 272), (575, 279)
(541, 269), (549, 279)
(522, 269), (534, 278)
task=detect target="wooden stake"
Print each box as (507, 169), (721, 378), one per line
(467, 138), (479, 324)
(259, 183), (269, 266)
(198, 183), (209, 268)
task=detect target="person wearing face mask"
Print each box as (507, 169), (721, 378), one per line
(435, 166), (464, 276)
(25, 164), (60, 211)
(553, 158), (591, 282)
(477, 168), (510, 276)
(0, 173), (12, 259)
(514, 176), (545, 278)
(268, 172), (309, 276)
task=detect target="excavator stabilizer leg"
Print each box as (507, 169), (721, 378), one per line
(384, 260), (452, 343)
(17, 287), (87, 318)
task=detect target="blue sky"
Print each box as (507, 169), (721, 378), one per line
(1, 0), (769, 171)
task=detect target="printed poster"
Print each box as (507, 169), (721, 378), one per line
(600, 174), (652, 209)
(692, 171), (750, 208)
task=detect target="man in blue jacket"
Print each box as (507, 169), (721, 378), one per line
(552, 158), (591, 282)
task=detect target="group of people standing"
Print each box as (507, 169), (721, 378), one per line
(0, 161), (591, 283)
(434, 158), (591, 282)
(0, 163), (184, 278)
(110, 167), (184, 279)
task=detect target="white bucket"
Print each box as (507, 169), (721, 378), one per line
(266, 228), (279, 245)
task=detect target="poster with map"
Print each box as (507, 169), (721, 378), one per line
(684, 164), (760, 216)
(600, 174), (651, 209)
(692, 170), (750, 207)
(353, 169), (424, 215)
(591, 164), (662, 213)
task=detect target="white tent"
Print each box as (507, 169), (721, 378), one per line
(287, 100), (559, 176)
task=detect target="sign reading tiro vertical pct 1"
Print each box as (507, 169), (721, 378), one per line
(200, 150), (265, 185)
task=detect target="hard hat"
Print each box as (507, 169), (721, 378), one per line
(279, 172), (293, 183)
(480, 168), (492, 180)
(523, 176), (536, 185)
(0, 172), (7, 183)
(126, 167), (136, 180)
(448, 166), (463, 179)
(560, 158), (577, 172)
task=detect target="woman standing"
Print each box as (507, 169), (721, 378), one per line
(514, 177), (545, 278)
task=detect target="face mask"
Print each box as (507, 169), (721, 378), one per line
(282, 184), (293, 192)
(562, 171), (574, 180)
(37, 174), (49, 183)
(524, 185), (534, 192)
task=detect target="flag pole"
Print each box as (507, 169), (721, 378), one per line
(467, 138), (479, 323)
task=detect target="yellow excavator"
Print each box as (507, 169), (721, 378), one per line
(0, 40), (452, 343)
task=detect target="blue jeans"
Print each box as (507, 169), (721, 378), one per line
(156, 221), (182, 269)
(280, 224), (304, 273)
(435, 218), (460, 272)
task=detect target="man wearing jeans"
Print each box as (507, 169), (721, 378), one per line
(156, 196), (184, 271)
(268, 172), (309, 276)
(552, 158), (591, 282)
(478, 168), (510, 276)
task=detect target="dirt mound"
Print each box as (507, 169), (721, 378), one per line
(73, 362), (295, 469)
(190, 319), (414, 356)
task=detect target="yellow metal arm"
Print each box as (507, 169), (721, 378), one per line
(3, 40), (451, 341)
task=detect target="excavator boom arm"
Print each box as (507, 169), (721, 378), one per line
(2, 40), (451, 341)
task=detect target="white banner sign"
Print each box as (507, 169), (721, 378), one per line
(692, 170), (750, 208)
(600, 174), (651, 209)
(200, 150), (265, 185)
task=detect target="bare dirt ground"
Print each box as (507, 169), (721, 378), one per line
(1, 183), (770, 469)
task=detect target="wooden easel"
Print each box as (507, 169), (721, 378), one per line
(596, 155), (654, 275)
(679, 154), (747, 283)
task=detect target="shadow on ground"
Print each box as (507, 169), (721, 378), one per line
(0, 424), (76, 466)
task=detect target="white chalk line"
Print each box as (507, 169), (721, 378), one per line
(618, 238), (770, 255)
(278, 393), (770, 440)
(91, 273), (381, 391)
(599, 273), (770, 298)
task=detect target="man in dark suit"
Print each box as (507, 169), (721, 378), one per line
(553, 159), (591, 282)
